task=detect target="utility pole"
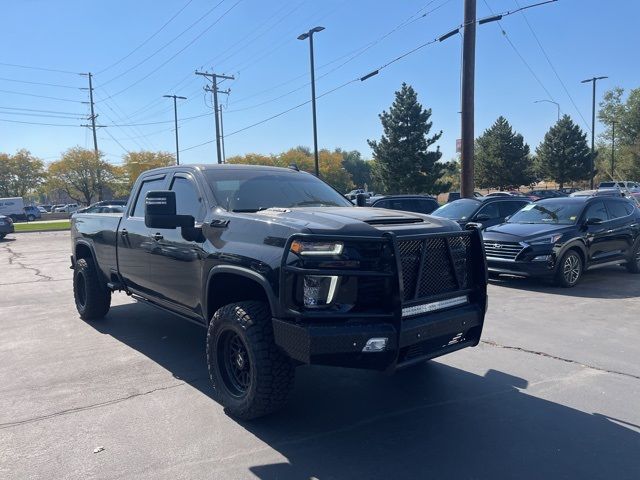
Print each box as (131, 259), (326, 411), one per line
(460, 0), (476, 198)
(581, 75), (607, 188)
(195, 70), (234, 164)
(163, 94), (187, 165)
(611, 120), (616, 178)
(219, 104), (227, 163)
(298, 26), (325, 177)
(80, 72), (103, 200)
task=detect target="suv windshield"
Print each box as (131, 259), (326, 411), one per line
(205, 169), (352, 212)
(508, 200), (584, 225)
(432, 199), (480, 220)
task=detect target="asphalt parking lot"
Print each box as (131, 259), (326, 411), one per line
(1, 231), (639, 479)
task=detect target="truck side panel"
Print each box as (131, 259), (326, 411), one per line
(71, 213), (122, 282)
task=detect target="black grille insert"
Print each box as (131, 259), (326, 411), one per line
(397, 234), (474, 302)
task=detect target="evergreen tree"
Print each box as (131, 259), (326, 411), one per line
(368, 83), (448, 194)
(475, 116), (533, 189)
(535, 115), (591, 188)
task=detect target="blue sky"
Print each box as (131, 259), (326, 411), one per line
(1, 0), (638, 166)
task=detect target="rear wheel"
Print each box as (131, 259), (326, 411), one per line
(0, 233), (5, 240)
(626, 241), (640, 273)
(555, 250), (583, 287)
(207, 301), (295, 420)
(73, 258), (111, 320)
(27, 214), (36, 222)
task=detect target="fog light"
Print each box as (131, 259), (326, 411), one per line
(362, 337), (388, 352)
(532, 255), (551, 262)
(303, 275), (339, 307)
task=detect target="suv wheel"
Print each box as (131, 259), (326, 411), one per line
(27, 214), (36, 222)
(626, 241), (640, 274)
(73, 258), (111, 320)
(207, 301), (295, 420)
(555, 250), (583, 287)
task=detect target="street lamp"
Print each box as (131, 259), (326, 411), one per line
(534, 99), (560, 121)
(298, 26), (325, 177)
(581, 76), (608, 188)
(163, 94), (187, 165)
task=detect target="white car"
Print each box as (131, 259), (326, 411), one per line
(54, 203), (80, 213)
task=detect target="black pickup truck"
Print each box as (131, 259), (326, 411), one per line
(71, 165), (488, 419)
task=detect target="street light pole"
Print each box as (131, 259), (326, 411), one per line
(611, 120), (616, 178)
(534, 99), (560, 121)
(163, 94), (187, 165)
(581, 76), (607, 188)
(298, 26), (325, 177)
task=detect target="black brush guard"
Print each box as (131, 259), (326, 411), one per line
(273, 229), (488, 370)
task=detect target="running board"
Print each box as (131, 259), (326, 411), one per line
(586, 260), (627, 271)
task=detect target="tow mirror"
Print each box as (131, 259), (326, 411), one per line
(356, 193), (368, 207)
(145, 191), (194, 229)
(584, 217), (603, 226)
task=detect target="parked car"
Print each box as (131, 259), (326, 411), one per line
(54, 203), (80, 213)
(50, 204), (65, 212)
(483, 197), (640, 286)
(23, 205), (42, 221)
(0, 197), (25, 220)
(370, 195), (439, 215)
(37, 206), (48, 214)
(432, 196), (531, 230)
(559, 187), (581, 195)
(530, 189), (568, 199)
(598, 181), (640, 190)
(38, 204), (53, 212)
(446, 191), (483, 203)
(0, 215), (14, 239)
(77, 203), (125, 214)
(345, 189), (372, 200)
(70, 164), (488, 419)
(570, 189), (624, 198)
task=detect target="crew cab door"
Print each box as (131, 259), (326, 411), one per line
(144, 172), (208, 317)
(117, 173), (168, 296)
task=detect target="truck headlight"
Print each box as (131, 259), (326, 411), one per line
(303, 275), (339, 307)
(291, 240), (343, 256)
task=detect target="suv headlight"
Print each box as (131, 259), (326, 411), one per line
(528, 234), (562, 245)
(290, 240), (343, 256)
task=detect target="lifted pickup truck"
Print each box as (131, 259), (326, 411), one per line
(71, 165), (487, 419)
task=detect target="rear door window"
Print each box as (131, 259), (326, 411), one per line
(605, 200), (631, 219)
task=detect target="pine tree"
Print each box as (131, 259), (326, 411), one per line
(535, 115), (591, 188)
(475, 116), (533, 190)
(368, 83), (449, 194)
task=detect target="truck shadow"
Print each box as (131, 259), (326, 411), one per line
(490, 266), (640, 299)
(97, 303), (639, 480)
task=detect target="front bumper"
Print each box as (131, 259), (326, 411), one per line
(487, 257), (556, 278)
(0, 223), (14, 234)
(273, 304), (484, 371)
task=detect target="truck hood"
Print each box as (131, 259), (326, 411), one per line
(483, 222), (575, 242)
(247, 206), (461, 236)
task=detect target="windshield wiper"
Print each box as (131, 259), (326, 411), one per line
(232, 207), (270, 213)
(293, 200), (337, 207)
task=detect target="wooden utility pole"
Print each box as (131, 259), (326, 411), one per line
(460, 0), (476, 198)
(195, 70), (234, 164)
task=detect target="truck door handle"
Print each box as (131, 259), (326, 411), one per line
(152, 232), (164, 241)
(120, 228), (128, 236)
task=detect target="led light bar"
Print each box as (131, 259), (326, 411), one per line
(402, 296), (468, 318)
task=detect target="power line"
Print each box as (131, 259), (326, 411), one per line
(0, 89), (83, 103)
(0, 76), (81, 89)
(0, 118), (81, 127)
(0, 110), (84, 120)
(96, 0), (195, 75)
(0, 106), (85, 115)
(100, 0), (228, 86)
(511, 0), (591, 131)
(0, 62), (80, 75)
(104, 0), (241, 99)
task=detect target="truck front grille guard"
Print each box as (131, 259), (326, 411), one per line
(279, 229), (487, 321)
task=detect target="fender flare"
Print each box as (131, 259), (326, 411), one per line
(204, 265), (278, 321)
(74, 240), (108, 283)
(558, 239), (588, 264)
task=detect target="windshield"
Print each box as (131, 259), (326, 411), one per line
(508, 200), (584, 225)
(205, 169), (352, 212)
(432, 199), (480, 220)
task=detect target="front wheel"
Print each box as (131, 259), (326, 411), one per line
(555, 250), (583, 287)
(626, 241), (640, 273)
(73, 258), (111, 320)
(207, 301), (295, 420)
(27, 214), (36, 222)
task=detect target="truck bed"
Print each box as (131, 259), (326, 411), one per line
(72, 213), (123, 282)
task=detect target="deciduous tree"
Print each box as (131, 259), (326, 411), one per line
(0, 150), (45, 197)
